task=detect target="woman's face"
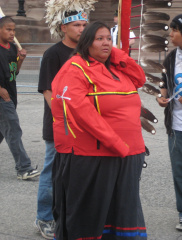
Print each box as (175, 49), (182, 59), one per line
(88, 27), (112, 64)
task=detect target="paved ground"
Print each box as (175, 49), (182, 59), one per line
(1, 73), (182, 240)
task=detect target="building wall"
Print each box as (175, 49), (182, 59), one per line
(0, 0), (181, 49)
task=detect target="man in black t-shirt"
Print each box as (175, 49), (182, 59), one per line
(35, 10), (88, 239)
(0, 16), (40, 179)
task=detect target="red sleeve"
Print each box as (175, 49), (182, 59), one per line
(54, 64), (129, 158)
(110, 47), (146, 89)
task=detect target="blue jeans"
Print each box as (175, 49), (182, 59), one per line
(168, 130), (182, 215)
(0, 99), (33, 174)
(37, 140), (56, 221)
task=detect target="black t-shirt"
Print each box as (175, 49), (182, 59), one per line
(0, 43), (18, 106)
(38, 41), (74, 141)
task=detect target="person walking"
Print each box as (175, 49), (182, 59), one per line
(0, 16), (40, 180)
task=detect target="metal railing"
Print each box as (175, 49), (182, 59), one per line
(17, 55), (42, 94)
(16, 43), (55, 94)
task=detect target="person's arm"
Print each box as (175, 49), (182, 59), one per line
(156, 88), (169, 107)
(111, 47), (146, 88)
(0, 52), (12, 101)
(129, 38), (135, 46)
(129, 30), (135, 46)
(178, 96), (182, 104)
(156, 56), (170, 107)
(17, 49), (27, 72)
(43, 90), (52, 109)
(38, 51), (60, 107)
(0, 85), (10, 101)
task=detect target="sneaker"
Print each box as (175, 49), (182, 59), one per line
(34, 219), (55, 239)
(176, 218), (182, 231)
(17, 166), (40, 180)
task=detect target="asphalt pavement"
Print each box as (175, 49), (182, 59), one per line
(0, 73), (182, 240)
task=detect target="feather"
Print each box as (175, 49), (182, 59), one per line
(45, 0), (98, 38)
(143, 0), (172, 2)
(144, 1), (172, 8)
(142, 23), (169, 31)
(141, 106), (158, 123)
(131, 12), (170, 22)
(143, 11), (170, 21)
(141, 43), (168, 52)
(142, 83), (161, 97)
(145, 72), (164, 86)
(140, 117), (156, 134)
(145, 146), (150, 156)
(140, 59), (166, 73)
(142, 34), (169, 45)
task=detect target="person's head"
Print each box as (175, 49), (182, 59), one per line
(45, 0), (97, 42)
(169, 14), (182, 48)
(74, 21), (112, 66)
(61, 11), (88, 48)
(113, 10), (118, 24)
(0, 16), (15, 45)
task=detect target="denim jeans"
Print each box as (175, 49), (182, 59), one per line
(37, 140), (56, 221)
(0, 99), (33, 174)
(0, 131), (4, 144)
(168, 130), (182, 215)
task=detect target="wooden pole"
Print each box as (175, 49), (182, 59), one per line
(119, 0), (132, 54)
(117, 0), (122, 49)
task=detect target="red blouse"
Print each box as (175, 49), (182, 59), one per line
(51, 47), (146, 157)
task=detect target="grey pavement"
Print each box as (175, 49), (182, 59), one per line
(0, 73), (182, 240)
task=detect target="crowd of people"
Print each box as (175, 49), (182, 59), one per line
(1, 2), (182, 240)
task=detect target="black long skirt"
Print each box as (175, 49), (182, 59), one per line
(52, 153), (147, 240)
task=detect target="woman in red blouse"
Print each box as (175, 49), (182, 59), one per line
(51, 21), (147, 240)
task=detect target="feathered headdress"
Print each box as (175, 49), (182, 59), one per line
(45, 0), (98, 39)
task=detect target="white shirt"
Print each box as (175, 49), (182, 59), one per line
(110, 24), (135, 48)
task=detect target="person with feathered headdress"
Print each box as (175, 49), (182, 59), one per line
(45, 0), (97, 39)
(35, 1), (97, 239)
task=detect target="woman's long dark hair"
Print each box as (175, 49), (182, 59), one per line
(73, 21), (111, 67)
